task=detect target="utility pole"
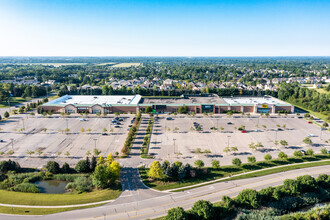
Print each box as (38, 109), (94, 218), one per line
(173, 138), (176, 156)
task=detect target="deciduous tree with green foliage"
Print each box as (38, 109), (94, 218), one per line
(148, 161), (163, 180)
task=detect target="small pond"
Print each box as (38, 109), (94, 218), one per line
(35, 180), (68, 194)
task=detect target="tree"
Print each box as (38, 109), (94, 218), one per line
(322, 122), (329, 128)
(102, 128), (107, 133)
(306, 149), (314, 156)
(46, 161), (61, 174)
(109, 161), (121, 182)
(4, 111), (9, 118)
(321, 148), (328, 155)
(293, 150), (303, 157)
(36, 149), (43, 156)
(247, 156), (256, 163)
(211, 159), (220, 169)
(94, 148), (101, 156)
(62, 162), (71, 173)
(91, 156), (97, 171)
(80, 128), (85, 133)
(65, 151), (70, 157)
(223, 147), (230, 154)
(194, 160), (204, 168)
(97, 156), (105, 165)
(166, 207), (187, 220)
(232, 158), (242, 166)
(280, 140), (288, 148)
(191, 200), (214, 219)
(278, 151), (288, 159)
(303, 137), (313, 146)
(264, 154), (272, 161)
(26, 150), (34, 157)
(236, 189), (261, 209)
(92, 164), (111, 189)
(106, 153), (113, 165)
(148, 161), (163, 180)
(86, 150), (91, 157)
(230, 147), (238, 154)
(75, 159), (90, 173)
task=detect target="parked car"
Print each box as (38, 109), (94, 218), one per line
(308, 121), (313, 124)
(0, 140), (3, 142)
(80, 118), (87, 121)
(227, 122), (233, 125)
(241, 130), (247, 133)
(116, 122), (121, 125)
(102, 133), (108, 136)
(128, 124), (132, 127)
(308, 134), (315, 137)
(300, 150), (306, 155)
(119, 118), (124, 121)
(114, 125), (120, 128)
(166, 117), (172, 120)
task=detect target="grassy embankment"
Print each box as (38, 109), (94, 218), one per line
(0, 204), (103, 215)
(139, 154), (330, 191)
(0, 185), (121, 206)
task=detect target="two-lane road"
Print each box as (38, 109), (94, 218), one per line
(1, 165), (329, 220)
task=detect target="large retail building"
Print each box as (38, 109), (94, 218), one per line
(41, 94), (294, 114)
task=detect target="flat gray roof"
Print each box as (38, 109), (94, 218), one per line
(43, 95), (142, 107)
(223, 96), (287, 105)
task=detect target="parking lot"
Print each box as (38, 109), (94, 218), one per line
(0, 114), (134, 168)
(149, 114), (330, 166)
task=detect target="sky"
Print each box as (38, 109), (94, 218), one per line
(0, 0), (329, 56)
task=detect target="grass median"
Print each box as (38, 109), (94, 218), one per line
(0, 184), (121, 206)
(0, 203), (104, 215)
(139, 155), (330, 191)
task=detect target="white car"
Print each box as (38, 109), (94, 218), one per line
(308, 134), (315, 137)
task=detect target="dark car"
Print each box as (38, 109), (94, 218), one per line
(116, 122), (121, 125)
(128, 124), (132, 127)
(114, 125), (120, 128)
(0, 140), (3, 142)
(166, 117), (172, 120)
(102, 133), (108, 136)
(119, 118), (124, 121)
(227, 122), (233, 125)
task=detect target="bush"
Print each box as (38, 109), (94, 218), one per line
(61, 162), (72, 173)
(278, 151), (288, 159)
(75, 159), (90, 173)
(293, 150), (303, 157)
(12, 183), (40, 193)
(191, 200), (214, 219)
(166, 207), (187, 220)
(236, 189), (260, 209)
(321, 148), (328, 155)
(305, 149), (314, 156)
(46, 161), (61, 174)
(65, 176), (93, 193)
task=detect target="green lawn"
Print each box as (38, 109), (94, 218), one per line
(0, 184), (121, 206)
(139, 155), (330, 191)
(287, 100), (330, 123)
(0, 97), (29, 108)
(0, 204), (103, 215)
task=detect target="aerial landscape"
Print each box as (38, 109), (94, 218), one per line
(0, 0), (329, 220)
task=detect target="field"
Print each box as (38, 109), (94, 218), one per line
(0, 97), (29, 108)
(0, 114), (134, 168)
(148, 114), (330, 166)
(16, 63), (87, 67)
(111, 63), (141, 68)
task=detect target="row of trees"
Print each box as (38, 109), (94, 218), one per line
(121, 111), (141, 155)
(165, 174), (330, 219)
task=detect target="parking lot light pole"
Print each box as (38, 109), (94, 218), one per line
(173, 138), (176, 156)
(275, 130), (278, 142)
(10, 138), (14, 150)
(66, 119), (69, 129)
(93, 138), (97, 149)
(227, 136), (231, 148)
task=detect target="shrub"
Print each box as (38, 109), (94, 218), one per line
(296, 175), (317, 192)
(12, 183), (40, 193)
(278, 151), (288, 159)
(191, 200), (214, 219)
(305, 149), (314, 156)
(236, 189), (260, 209)
(66, 176), (93, 193)
(75, 159), (90, 173)
(61, 162), (72, 173)
(293, 150), (303, 157)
